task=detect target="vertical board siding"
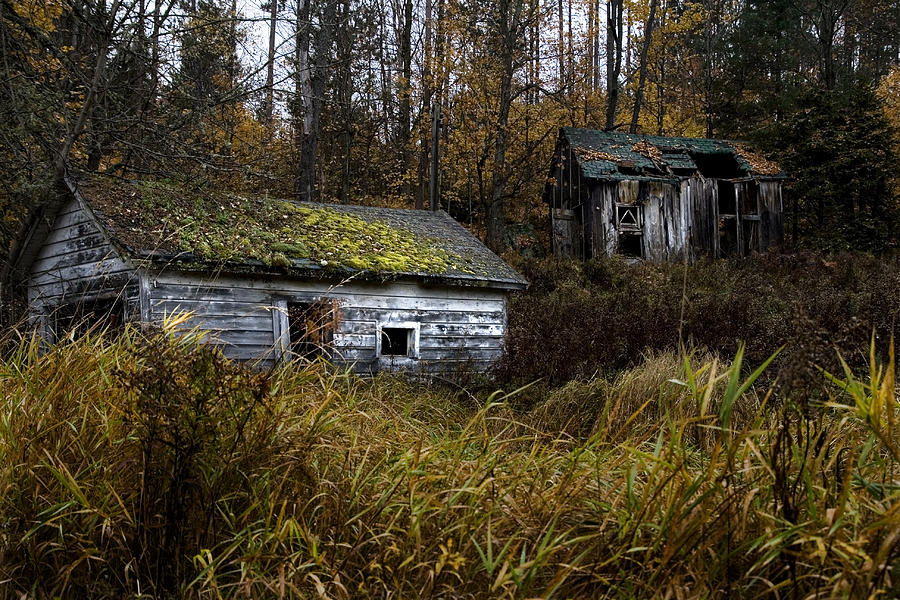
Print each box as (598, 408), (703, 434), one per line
(552, 138), (783, 262)
(147, 272), (509, 374)
(27, 196), (139, 319)
(759, 181), (784, 251)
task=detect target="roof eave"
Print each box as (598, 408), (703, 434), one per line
(133, 252), (527, 291)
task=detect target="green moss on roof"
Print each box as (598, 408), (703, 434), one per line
(82, 178), (457, 274)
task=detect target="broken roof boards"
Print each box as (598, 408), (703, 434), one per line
(11, 175), (526, 372)
(544, 128), (785, 261)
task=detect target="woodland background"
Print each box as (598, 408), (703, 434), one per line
(1, 0), (899, 264)
(4, 3), (900, 597)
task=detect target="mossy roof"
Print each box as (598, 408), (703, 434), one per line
(74, 177), (526, 290)
(560, 128), (784, 182)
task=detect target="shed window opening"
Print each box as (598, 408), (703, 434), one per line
(52, 297), (124, 340)
(740, 185), (759, 216)
(617, 233), (643, 258)
(717, 182), (737, 216)
(381, 327), (411, 357)
(287, 300), (337, 359)
(615, 204), (643, 232)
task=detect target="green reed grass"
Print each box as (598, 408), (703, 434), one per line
(1, 322), (899, 598)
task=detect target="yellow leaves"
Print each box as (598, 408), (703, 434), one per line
(12, 0), (63, 33)
(735, 145), (781, 176)
(878, 66), (900, 146)
(878, 66), (900, 194)
(631, 140), (663, 163)
(436, 538), (466, 577)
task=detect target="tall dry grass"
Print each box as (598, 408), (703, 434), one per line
(1, 321), (899, 598)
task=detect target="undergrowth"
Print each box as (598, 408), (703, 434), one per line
(498, 253), (900, 384)
(2, 320), (900, 598)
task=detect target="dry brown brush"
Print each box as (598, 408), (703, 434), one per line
(1, 322), (899, 598)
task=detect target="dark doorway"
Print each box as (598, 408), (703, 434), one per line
(287, 301), (336, 359)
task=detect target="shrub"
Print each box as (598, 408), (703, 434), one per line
(497, 253), (900, 385)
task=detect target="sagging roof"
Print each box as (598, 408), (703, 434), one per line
(69, 176), (527, 290)
(559, 128), (784, 183)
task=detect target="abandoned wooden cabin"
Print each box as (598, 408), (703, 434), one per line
(7, 175), (527, 372)
(544, 128), (786, 261)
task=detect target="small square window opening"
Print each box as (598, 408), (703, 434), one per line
(381, 327), (411, 356)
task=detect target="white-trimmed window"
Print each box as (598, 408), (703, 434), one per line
(376, 322), (420, 360)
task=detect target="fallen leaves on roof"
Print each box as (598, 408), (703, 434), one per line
(735, 145), (781, 176)
(631, 140), (664, 163)
(574, 146), (619, 162)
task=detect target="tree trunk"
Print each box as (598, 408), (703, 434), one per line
(605, 0), (623, 130)
(398, 0), (413, 205)
(397, 0), (412, 158)
(416, 0), (433, 209)
(566, 0), (573, 93)
(265, 0), (277, 124)
(295, 0), (336, 202)
(487, 0), (524, 251)
(557, 0), (565, 88)
(629, 0), (657, 133)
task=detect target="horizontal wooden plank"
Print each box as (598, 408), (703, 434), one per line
(55, 199), (82, 218)
(339, 308), (504, 324)
(420, 323), (504, 337)
(151, 272), (508, 303)
(331, 348), (377, 362)
(150, 299), (277, 318)
(218, 346), (277, 362)
(150, 284), (504, 314)
(419, 336), (504, 350)
(202, 329), (276, 346)
(42, 222), (102, 248)
(149, 284), (506, 309)
(30, 259), (133, 288)
(418, 347), (502, 361)
(332, 333), (377, 348)
(35, 233), (112, 263)
(50, 209), (93, 232)
(31, 248), (123, 277)
(168, 314), (274, 331)
(30, 273), (138, 302)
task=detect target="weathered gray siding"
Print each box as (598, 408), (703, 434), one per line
(758, 181), (784, 251)
(146, 271), (509, 373)
(27, 196), (138, 337)
(686, 177), (718, 258)
(580, 175), (782, 262)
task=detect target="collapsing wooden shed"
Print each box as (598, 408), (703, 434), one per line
(7, 175), (526, 372)
(544, 128), (786, 261)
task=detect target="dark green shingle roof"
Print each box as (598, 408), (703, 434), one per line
(560, 128), (783, 182)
